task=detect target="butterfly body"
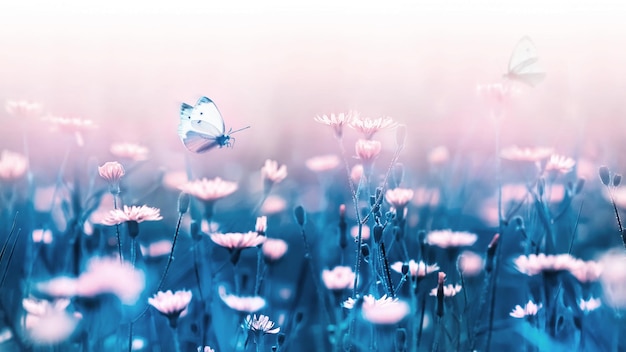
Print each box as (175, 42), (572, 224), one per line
(505, 36), (546, 87)
(178, 96), (248, 153)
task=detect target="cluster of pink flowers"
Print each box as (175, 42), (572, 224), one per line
(322, 266), (356, 290)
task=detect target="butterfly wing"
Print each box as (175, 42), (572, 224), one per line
(506, 36), (546, 87)
(180, 130), (220, 153)
(189, 96), (226, 135)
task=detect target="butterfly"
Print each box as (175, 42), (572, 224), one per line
(504, 36), (546, 87)
(178, 96), (249, 153)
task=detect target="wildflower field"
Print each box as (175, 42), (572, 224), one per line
(1, 2), (626, 352)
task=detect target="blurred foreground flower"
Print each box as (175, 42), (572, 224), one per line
(31, 229), (53, 244)
(43, 115), (97, 147)
(110, 142), (149, 161)
(500, 146), (554, 162)
(579, 298), (601, 312)
(22, 298), (80, 344)
(356, 295), (410, 324)
(141, 240), (173, 258)
(261, 159), (287, 191)
(262, 238), (288, 262)
(428, 146), (450, 165)
(509, 300), (542, 318)
(243, 314), (280, 334)
(429, 284), (462, 297)
(149, 290), (192, 327)
(545, 154), (576, 174)
(0, 150), (28, 181)
(457, 251), (484, 276)
(322, 266), (355, 290)
(38, 257), (145, 304)
(514, 253), (579, 276)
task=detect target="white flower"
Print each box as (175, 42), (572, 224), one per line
(509, 301), (542, 318)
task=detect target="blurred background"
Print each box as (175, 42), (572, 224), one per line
(1, 0), (625, 176)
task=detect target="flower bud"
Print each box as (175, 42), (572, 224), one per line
(294, 205), (306, 226)
(614, 174), (622, 187)
(360, 243), (370, 258)
(599, 166), (611, 186)
(177, 192), (190, 214)
(373, 224), (383, 243)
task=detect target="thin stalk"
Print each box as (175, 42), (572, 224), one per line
(113, 195), (123, 262)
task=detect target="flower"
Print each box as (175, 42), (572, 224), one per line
(429, 284), (462, 297)
(101, 205), (163, 225)
(343, 295), (409, 324)
(500, 146), (554, 162)
(348, 115), (396, 139)
(243, 314), (281, 334)
(210, 232), (266, 249)
(350, 225), (370, 241)
(385, 188), (414, 209)
(314, 112), (355, 138)
(322, 266), (355, 290)
(149, 290), (192, 319)
(457, 251), (484, 276)
(350, 164), (364, 183)
(110, 142), (149, 161)
(411, 187), (441, 207)
(600, 250), (626, 308)
(425, 230), (477, 248)
(579, 298), (601, 312)
(0, 150), (28, 181)
(262, 238), (288, 261)
(98, 161), (125, 185)
(305, 155), (341, 172)
(569, 260), (602, 282)
(5, 99), (42, 117)
(219, 287), (266, 312)
(162, 171), (189, 190)
(140, 240), (173, 258)
(391, 260), (439, 277)
(255, 216), (267, 233)
(513, 253), (579, 276)
(545, 154), (576, 174)
(476, 82), (514, 104)
(428, 146), (450, 165)
(43, 115), (97, 147)
(178, 177), (238, 202)
(261, 159), (288, 184)
(39, 257), (146, 304)
(355, 139), (382, 162)
(509, 301), (542, 318)
(22, 298), (80, 344)
(197, 347), (215, 352)
(261, 195), (287, 214)
(32, 229), (53, 244)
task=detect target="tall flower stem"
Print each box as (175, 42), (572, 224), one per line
(172, 327), (182, 352)
(113, 195), (123, 262)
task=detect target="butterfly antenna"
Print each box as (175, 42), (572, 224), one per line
(229, 126), (251, 134)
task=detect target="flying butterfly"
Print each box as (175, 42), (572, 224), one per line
(504, 36), (546, 87)
(177, 96), (249, 153)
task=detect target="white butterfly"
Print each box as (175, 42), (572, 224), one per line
(504, 36), (546, 87)
(178, 96), (249, 153)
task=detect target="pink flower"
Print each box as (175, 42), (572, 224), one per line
(355, 139), (382, 162)
(32, 229), (53, 244)
(359, 295), (410, 324)
(385, 188), (415, 209)
(162, 171), (189, 190)
(261, 159), (287, 184)
(140, 240), (173, 258)
(38, 257), (145, 304)
(178, 177), (238, 202)
(198, 347), (215, 352)
(210, 232), (266, 249)
(101, 205), (163, 225)
(476, 82), (513, 104)
(255, 216), (267, 233)
(98, 161), (125, 184)
(314, 112), (356, 138)
(243, 314), (280, 334)
(219, 287), (266, 312)
(428, 146), (450, 165)
(43, 115), (97, 147)
(545, 154), (576, 174)
(322, 266), (355, 290)
(569, 260), (602, 282)
(305, 155), (341, 172)
(429, 284), (462, 297)
(425, 230), (477, 248)
(148, 290), (192, 319)
(348, 115), (396, 139)
(457, 251), (484, 276)
(391, 260), (439, 277)
(5, 99), (42, 118)
(0, 150), (28, 181)
(500, 146), (554, 162)
(514, 254), (579, 276)
(600, 250), (626, 308)
(411, 187), (440, 207)
(261, 195), (287, 214)
(110, 142), (149, 161)
(22, 298), (80, 344)
(350, 225), (370, 241)
(509, 301), (542, 318)
(262, 238), (288, 261)
(579, 298), (601, 312)
(350, 164), (364, 183)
